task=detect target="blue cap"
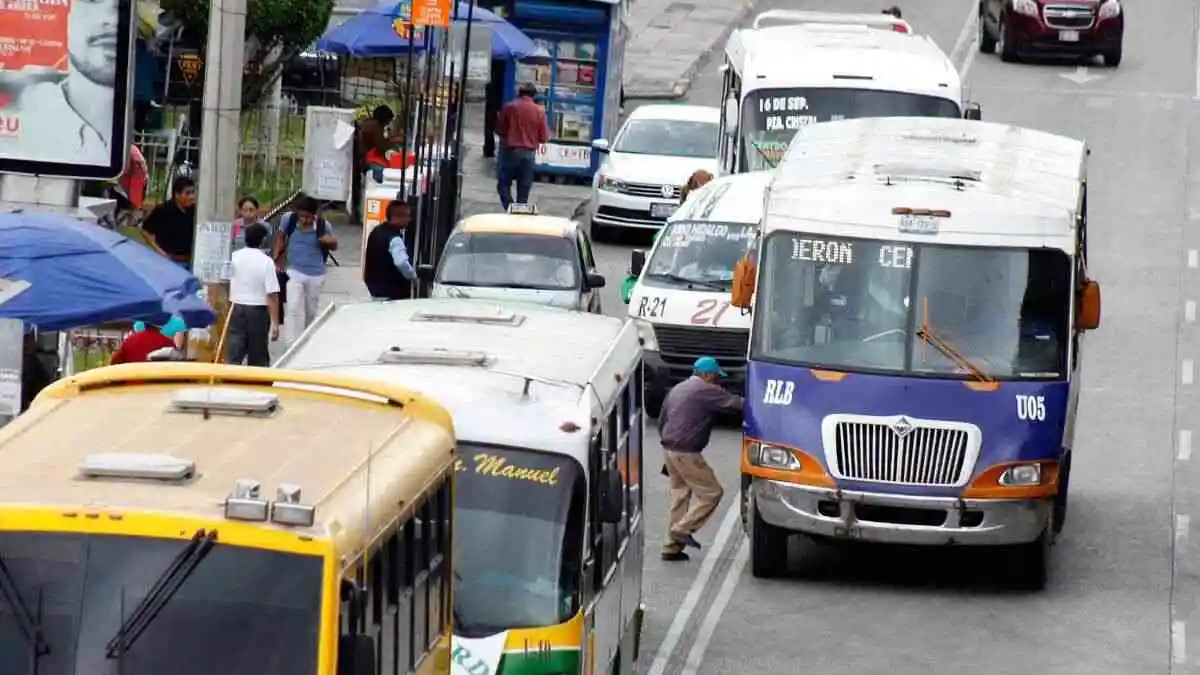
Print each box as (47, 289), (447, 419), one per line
(693, 356), (728, 378)
(160, 314), (187, 338)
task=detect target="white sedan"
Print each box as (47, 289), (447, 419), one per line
(588, 104), (720, 240)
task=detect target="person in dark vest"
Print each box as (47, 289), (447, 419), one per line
(363, 200), (417, 300)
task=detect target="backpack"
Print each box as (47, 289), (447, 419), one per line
(283, 212), (336, 265)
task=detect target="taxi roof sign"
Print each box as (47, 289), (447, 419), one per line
(507, 203), (538, 215)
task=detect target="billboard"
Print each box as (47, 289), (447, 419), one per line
(0, 0), (136, 180)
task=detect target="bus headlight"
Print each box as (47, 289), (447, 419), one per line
(633, 318), (657, 351)
(748, 443), (800, 470)
(998, 464), (1042, 486)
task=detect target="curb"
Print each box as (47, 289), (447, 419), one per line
(622, 0), (759, 101)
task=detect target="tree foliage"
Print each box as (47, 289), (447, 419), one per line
(159, 0), (334, 105)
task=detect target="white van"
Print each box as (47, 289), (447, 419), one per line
(623, 170), (771, 413)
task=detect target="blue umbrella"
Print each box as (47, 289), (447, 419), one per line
(316, 0), (538, 60)
(0, 211), (216, 331)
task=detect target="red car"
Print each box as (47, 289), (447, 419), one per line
(979, 0), (1123, 67)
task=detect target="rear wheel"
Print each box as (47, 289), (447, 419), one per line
(749, 493), (789, 578)
(998, 18), (1020, 62)
(978, 4), (997, 53)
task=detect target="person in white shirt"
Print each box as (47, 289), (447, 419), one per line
(0, 0), (118, 166)
(227, 223), (280, 366)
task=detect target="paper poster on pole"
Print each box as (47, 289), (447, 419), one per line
(412, 0), (451, 27)
(302, 106), (356, 202)
(446, 23), (492, 85)
(193, 221), (233, 284)
(0, 319), (24, 424)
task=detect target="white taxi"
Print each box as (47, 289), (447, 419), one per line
(624, 170), (771, 414)
(419, 205), (606, 313)
(588, 104), (721, 240)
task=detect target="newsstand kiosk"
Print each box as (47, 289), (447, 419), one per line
(487, 0), (627, 181)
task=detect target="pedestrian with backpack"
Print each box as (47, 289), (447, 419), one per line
(273, 195), (339, 341)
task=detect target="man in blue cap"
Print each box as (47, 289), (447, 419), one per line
(657, 355), (744, 561)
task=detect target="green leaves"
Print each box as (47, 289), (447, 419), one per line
(159, 0), (334, 55)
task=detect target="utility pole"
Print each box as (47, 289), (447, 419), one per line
(190, 0), (247, 362)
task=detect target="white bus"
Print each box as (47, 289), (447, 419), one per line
(623, 170), (771, 415)
(277, 299), (646, 675)
(719, 9), (981, 174)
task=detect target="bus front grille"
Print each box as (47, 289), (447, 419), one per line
(654, 325), (748, 360)
(831, 419), (974, 486)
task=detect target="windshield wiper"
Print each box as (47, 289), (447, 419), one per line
(749, 141), (778, 169)
(644, 272), (726, 291)
(105, 529), (218, 659)
(916, 298), (992, 383)
(0, 554), (49, 667)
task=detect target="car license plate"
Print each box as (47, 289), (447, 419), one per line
(1059, 30), (1080, 42)
(650, 202), (677, 219)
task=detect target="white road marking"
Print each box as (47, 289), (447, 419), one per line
(1195, 1), (1200, 99)
(1189, 250), (1198, 268)
(1180, 429), (1193, 462)
(1174, 621), (1188, 664)
(1187, 300), (1196, 323)
(948, 0), (978, 65)
(1177, 514), (1190, 545)
(959, 47), (978, 81)
(1184, 359), (1195, 385)
(680, 539), (750, 675)
(645, 502), (742, 675)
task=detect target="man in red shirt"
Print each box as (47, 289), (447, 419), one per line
(110, 315), (187, 364)
(495, 82), (550, 209)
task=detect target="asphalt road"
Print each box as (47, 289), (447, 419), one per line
(582, 0), (1200, 673)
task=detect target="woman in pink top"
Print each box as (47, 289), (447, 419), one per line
(117, 144), (148, 209)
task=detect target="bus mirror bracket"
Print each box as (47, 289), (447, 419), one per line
(1076, 280), (1101, 331)
(337, 634), (376, 675)
(630, 249), (646, 276)
(731, 257), (756, 309)
(723, 97), (739, 135)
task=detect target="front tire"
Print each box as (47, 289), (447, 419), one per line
(1006, 527), (1051, 590)
(1052, 453), (1072, 535)
(998, 18), (1020, 62)
(978, 5), (997, 53)
(749, 493), (789, 578)
(1102, 43), (1122, 67)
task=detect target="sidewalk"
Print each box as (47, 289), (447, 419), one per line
(623, 0), (757, 98)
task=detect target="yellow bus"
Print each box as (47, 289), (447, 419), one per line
(0, 362), (456, 675)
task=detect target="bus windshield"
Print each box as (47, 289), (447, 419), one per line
(739, 87), (962, 171)
(0, 532), (322, 675)
(643, 221), (756, 291)
(750, 231), (1073, 380)
(454, 446), (586, 638)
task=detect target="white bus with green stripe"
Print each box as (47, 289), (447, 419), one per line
(276, 298), (646, 675)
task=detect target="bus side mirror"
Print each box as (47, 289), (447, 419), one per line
(723, 97), (739, 135)
(964, 102), (982, 120)
(599, 471), (624, 523)
(630, 249), (646, 276)
(1076, 280), (1101, 330)
(417, 263), (435, 283)
(337, 635), (376, 675)
(731, 257), (756, 309)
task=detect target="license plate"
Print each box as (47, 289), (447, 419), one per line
(650, 202), (677, 219)
(898, 214), (939, 234)
(1058, 30), (1080, 42)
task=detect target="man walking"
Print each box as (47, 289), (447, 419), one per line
(227, 223), (280, 366)
(273, 195), (338, 341)
(495, 82), (549, 209)
(658, 356), (743, 561)
(141, 176), (197, 270)
(363, 201), (418, 300)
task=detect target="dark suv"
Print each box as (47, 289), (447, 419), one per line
(980, 0), (1123, 66)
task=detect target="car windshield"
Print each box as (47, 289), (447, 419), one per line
(739, 87), (962, 171)
(613, 118), (719, 158)
(437, 232), (580, 291)
(454, 446), (586, 638)
(643, 221), (756, 290)
(0, 532), (321, 675)
(750, 231), (1073, 379)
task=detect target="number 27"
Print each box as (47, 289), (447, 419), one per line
(691, 299), (731, 325)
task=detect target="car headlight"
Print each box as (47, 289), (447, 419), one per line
(597, 174), (625, 192)
(748, 442), (800, 471)
(632, 318), (658, 351)
(1011, 0), (1038, 17)
(998, 464), (1042, 487)
(1098, 0), (1120, 20)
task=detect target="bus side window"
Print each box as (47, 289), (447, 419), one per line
(429, 478), (452, 642)
(413, 498), (432, 657)
(627, 370), (643, 519)
(600, 419), (619, 574)
(588, 431), (605, 595)
(396, 519), (416, 672)
(612, 397), (629, 540)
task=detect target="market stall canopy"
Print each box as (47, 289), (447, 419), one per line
(0, 212), (215, 331)
(316, 0), (539, 59)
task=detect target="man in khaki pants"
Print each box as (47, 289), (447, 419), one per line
(658, 356), (744, 561)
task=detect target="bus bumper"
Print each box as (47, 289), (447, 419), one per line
(751, 478), (1051, 546)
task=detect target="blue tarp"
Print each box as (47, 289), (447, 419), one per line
(0, 211), (216, 331)
(316, 1), (538, 59)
